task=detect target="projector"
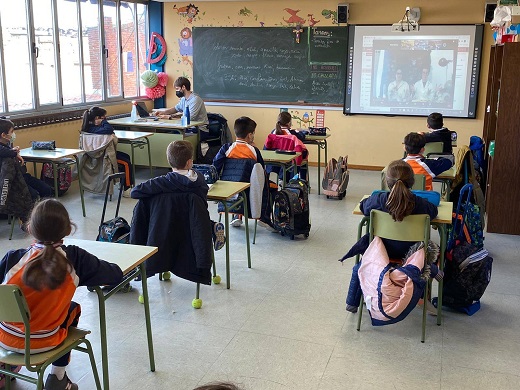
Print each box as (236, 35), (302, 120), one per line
(391, 20), (420, 32)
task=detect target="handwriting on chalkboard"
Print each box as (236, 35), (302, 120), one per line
(193, 27), (347, 105)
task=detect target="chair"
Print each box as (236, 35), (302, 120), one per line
(357, 210), (431, 342)
(0, 285), (101, 390)
(423, 141), (444, 157)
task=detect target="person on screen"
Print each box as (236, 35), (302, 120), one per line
(152, 76), (210, 139)
(412, 68), (434, 102)
(387, 69), (410, 103)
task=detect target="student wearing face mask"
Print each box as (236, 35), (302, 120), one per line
(152, 77), (210, 138)
(0, 118), (52, 202)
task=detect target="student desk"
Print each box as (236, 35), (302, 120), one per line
(113, 130), (154, 180)
(108, 118), (204, 167)
(436, 165), (456, 200)
(260, 150), (301, 188)
(64, 238), (158, 390)
(303, 134), (330, 194)
(20, 148), (86, 217)
(352, 197), (453, 324)
(207, 181), (251, 289)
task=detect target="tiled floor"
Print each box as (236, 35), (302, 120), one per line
(2, 167), (519, 390)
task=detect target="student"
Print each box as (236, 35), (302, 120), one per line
(0, 199), (123, 390)
(345, 160), (441, 313)
(152, 76), (211, 139)
(267, 111), (308, 180)
(131, 140), (225, 251)
(0, 118), (53, 201)
(80, 106), (134, 197)
(403, 132), (453, 191)
(422, 112), (455, 153)
(213, 117), (265, 227)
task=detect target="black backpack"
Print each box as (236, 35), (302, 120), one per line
(442, 241), (493, 309)
(272, 178), (310, 239)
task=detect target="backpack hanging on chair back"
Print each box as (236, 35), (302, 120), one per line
(41, 162), (72, 196)
(322, 155), (349, 199)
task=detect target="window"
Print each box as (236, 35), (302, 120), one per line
(0, 0), (148, 116)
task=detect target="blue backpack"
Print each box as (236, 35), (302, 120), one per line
(192, 164), (219, 184)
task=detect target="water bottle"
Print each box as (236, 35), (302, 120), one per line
(184, 106), (190, 125)
(181, 114), (188, 127)
(130, 102), (138, 121)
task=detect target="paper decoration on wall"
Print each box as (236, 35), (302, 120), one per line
(147, 32), (167, 65)
(322, 9), (338, 24)
(308, 14), (320, 27)
(283, 8), (306, 25)
(290, 111), (315, 128)
(140, 70), (167, 100)
(173, 3), (200, 23)
(178, 27), (193, 57)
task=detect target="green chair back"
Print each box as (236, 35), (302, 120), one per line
(381, 168), (426, 191)
(423, 141), (444, 156)
(369, 210), (430, 244)
(0, 285), (30, 328)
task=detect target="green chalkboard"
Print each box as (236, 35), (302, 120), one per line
(192, 27), (348, 105)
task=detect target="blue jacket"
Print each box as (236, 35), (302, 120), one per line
(212, 142), (265, 174)
(85, 119), (115, 135)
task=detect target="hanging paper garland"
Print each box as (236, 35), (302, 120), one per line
(141, 70), (159, 88)
(147, 32), (167, 66)
(157, 72), (169, 87)
(145, 85), (166, 100)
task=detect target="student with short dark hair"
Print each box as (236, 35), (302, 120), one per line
(0, 199), (123, 390)
(212, 117), (266, 227)
(423, 112), (455, 153)
(132, 140), (225, 251)
(403, 132), (452, 191)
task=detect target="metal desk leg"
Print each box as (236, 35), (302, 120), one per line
(130, 143), (136, 187)
(435, 223), (447, 325)
(93, 287), (109, 390)
(139, 263), (156, 372)
(241, 191), (251, 268)
(74, 156), (86, 217)
(224, 203), (231, 289)
(317, 141), (321, 195)
(145, 137), (153, 177)
(52, 162), (59, 198)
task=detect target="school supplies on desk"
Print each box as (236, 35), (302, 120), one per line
(275, 149), (297, 155)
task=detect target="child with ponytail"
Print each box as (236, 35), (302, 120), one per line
(0, 199), (123, 390)
(360, 159), (438, 258)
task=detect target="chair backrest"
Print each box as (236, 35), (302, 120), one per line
(0, 285), (33, 361)
(369, 210), (430, 245)
(423, 141), (444, 156)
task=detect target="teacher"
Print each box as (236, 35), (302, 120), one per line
(153, 76), (210, 138)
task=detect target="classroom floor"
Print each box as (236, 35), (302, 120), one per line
(2, 167), (520, 390)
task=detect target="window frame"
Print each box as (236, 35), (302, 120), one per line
(0, 0), (148, 117)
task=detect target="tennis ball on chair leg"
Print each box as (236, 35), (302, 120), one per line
(212, 275), (221, 284)
(192, 298), (202, 309)
(138, 295), (145, 304)
(162, 271), (171, 280)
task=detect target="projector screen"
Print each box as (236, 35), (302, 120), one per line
(344, 25), (484, 118)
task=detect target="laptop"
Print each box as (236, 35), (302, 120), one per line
(135, 101), (150, 117)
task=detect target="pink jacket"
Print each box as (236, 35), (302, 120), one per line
(264, 134), (308, 166)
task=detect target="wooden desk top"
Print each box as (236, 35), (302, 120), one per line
(436, 165), (456, 180)
(20, 148), (84, 161)
(114, 130), (154, 140)
(109, 117), (204, 130)
(304, 134), (331, 141)
(207, 180), (250, 201)
(64, 238), (158, 275)
(261, 150), (301, 163)
(353, 195), (453, 224)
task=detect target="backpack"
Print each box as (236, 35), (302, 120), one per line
(442, 241), (493, 310)
(40, 162), (72, 196)
(193, 164), (219, 184)
(97, 216), (130, 243)
(322, 155), (349, 199)
(469, 135), (486, 187)
(448, 183), (484, 251)
(272, 178), (310, 239)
